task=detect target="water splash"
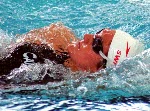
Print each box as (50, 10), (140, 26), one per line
(0, 29), (15, 58)
(128, 0), (150, 6)
(0, 49), (149, 101)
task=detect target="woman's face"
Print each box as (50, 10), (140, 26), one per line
(67, 29), (115, 72)
(67, 34), (103, 72)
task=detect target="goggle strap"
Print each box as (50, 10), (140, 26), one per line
(99, 51), (109, 61)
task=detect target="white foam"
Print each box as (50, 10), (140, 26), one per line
(0, 29), (15, 58)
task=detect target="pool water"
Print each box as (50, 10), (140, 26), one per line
(0, 0), (150, 110)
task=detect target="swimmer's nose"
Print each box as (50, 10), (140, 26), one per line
(83, 34), (94, 44)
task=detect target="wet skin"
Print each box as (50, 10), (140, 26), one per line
(67, 29), (116, 72)
(18, 23), (115, 72)
(0, 25), (116, 85)
(1, 24), (116, 77)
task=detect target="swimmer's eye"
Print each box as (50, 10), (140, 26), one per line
(93, 28), (107, 68)
(92, 28), (105, 54)
(92, 36), (103, 54)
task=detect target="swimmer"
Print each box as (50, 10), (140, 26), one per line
(0, 23), (144, 78)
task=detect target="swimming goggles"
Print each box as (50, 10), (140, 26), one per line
(92, 29), (109, 67)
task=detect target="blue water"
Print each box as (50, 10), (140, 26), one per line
(0, 0), (150, 110)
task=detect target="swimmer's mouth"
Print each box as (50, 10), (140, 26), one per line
(71, 41), (80, 49)
(77, 41), (80, 49)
